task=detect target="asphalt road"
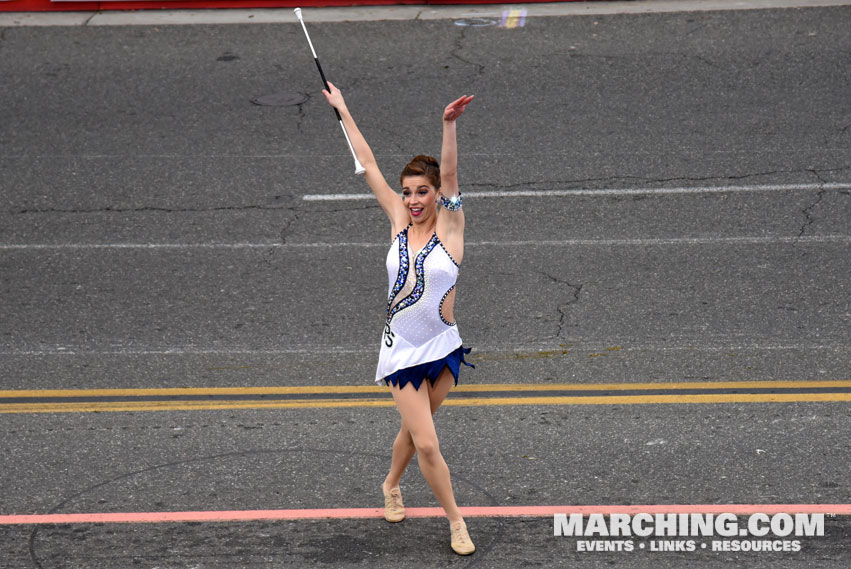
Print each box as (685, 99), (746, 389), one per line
(1, 4), (850, 568)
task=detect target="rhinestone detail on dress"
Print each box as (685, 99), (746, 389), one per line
(386, 227), (410, 316)
(387, 232), (440, 323)
(439, 284), (456, 326)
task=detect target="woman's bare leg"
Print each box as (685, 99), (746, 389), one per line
(384, 426), (415, 491)
(388, 367), (462, 522)
(384, 369), (453, 489)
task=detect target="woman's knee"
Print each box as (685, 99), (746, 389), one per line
(412, 434), (440, 459)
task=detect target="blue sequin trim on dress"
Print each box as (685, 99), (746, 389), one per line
(386, 227), (410, 317)
(383, 346), (474, 391)
(386, 232), (440, 323)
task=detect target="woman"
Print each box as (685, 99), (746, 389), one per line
(322, 82), (476, 555)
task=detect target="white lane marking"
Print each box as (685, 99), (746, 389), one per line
(303, 182), (851, 201)
(0, 348), (370, 356)
(1, 343), (849, 357)
(0, 243), (287, 250)
(0, 242), (300, 250)
(1, 235), (849, 251)
(471, 236), (851, 246)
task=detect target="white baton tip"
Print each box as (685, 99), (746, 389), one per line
(293, 7), (302, 18)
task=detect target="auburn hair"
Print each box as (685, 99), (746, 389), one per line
(400, 155), (441, 189)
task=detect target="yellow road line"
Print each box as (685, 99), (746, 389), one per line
(2, 380), (850, 399)
(445, 393), (851, 406)
(0, 399), (396, 414)
(456, 380), (851, 391)
(0, 385), (387, 398)
(1, 392), (850, 414)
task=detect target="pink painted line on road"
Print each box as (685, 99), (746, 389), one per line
(1, 504), (850, 525)
(462, 504), (851, 516)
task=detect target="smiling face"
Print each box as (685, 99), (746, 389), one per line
(401, 175), (440, 225)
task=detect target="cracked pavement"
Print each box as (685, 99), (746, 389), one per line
(450, 25), (487, 78)
(538, 271), (583, 341)
(1, 4), (850, 379)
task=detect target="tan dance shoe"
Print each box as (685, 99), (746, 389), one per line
(450, 520), (475, 555)
(382, 483), (405, 522)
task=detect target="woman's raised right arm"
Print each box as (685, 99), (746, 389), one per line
(323, 82), (407, 228)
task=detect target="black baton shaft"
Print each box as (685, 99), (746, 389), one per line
(313, 58), (342, 121)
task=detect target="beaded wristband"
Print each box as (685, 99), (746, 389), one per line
(440, 192), (463, 211)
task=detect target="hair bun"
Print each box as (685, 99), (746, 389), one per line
(400, 155), (441, 189)
(411, 155), (439, 168)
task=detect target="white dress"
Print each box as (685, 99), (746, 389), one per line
(374, 225), (466, 385)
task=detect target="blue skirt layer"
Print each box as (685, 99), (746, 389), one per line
(383, 346), (474, 391)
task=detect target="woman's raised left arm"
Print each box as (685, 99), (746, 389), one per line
(440, 95), (474, 197)
(439, 95), (474, 237)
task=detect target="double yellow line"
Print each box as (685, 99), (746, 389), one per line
(1, 381), (850, 414)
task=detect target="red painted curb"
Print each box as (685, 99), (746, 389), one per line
(2, 0), (584, 14)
